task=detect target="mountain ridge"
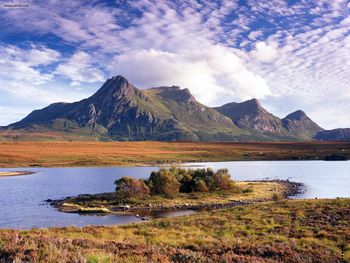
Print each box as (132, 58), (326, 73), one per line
(3, 75), (347, 142)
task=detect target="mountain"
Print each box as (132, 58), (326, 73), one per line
(6, 76), (248, 141)
(144, 86), (247, 141)
(314, 128), (350, 141)
(213, 99), (281, 132)
(214, 100), (323, 141)
(282, 110), (324, 139)
(3, 75), (334, 142)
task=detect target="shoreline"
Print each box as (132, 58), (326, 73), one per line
(0, 171), (35, 177)
(49, 180), (304, 215)
(1, 158), (348, 170)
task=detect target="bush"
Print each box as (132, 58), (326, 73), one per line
(208, 169), (236, 191)
(194, 179), (209, 192)
(148, 169), (180, 197)
(131, 167), (241, 198)
(115, 177), (150, 199)
(179, 173), (194, 193)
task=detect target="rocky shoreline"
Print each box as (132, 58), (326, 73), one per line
(47, 180), (305, 215)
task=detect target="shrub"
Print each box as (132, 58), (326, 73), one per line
(179, 173), (194, 193)
(115, 176), (150, 199)
(148, 169), (180, 197)
(194, 179), (209, 192)
(208, 169), (236, 191)
(144, 167), (239, 197)
(191, 168), (214, 186)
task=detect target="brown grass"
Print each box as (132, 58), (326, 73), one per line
(0, 141), (349, 167)
(0, 198), (349, 262)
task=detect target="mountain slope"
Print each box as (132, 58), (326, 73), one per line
(214, 99), (297, 140)
(214, 100), (324, 140)
(314, 128), (350, 141)
(214, 99), (282, 132)
(4, 75), (332, 142)
(282, 110), (324, 139)
(6, 76), (247, 141)
(145, 86), (248, 141)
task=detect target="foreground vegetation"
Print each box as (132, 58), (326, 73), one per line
(1, 199), (349, 262)
(0, 141), (349, 167)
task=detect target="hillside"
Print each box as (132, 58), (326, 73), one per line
(214, 100), (323, 141)
(314, 128), (350, 141)
(2, 75), (340, 142)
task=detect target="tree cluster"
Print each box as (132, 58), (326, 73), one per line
(114, 167), (239, 199)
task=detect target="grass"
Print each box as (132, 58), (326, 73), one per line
(58, 181), (290, 213)
(0, 141), (349, 167)
(0, 198), (349, 262)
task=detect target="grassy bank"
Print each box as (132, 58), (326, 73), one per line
(56, 181), (296, 214)
(0, 141), (349, 167)
(0, 199), (349, 262)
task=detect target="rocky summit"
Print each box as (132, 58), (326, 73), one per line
(3, 75), (346, 142)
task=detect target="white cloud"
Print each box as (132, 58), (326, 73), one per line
(0, 106), (31, 126)
(248, 30), (263, 40)
(55, 51), (105, 85)
(0, 45), (58, 84)
(110, 45), (271, 105)
(0, 0), (350, 128)
(250, 41), (279, 63)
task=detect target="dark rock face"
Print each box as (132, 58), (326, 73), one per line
(6, 75), (330, 142)
(282, 110), (323, 139)
(214, 99), (283, 134)
(314, 128), (350, 142)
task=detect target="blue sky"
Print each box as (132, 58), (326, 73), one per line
(0, 0), (350, 129)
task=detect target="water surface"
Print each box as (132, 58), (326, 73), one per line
(0, 161), (349, 229)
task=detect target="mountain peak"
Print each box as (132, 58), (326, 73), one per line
(243, 98), (263, 111)
(108, 75), (130, 89)
(247, 98), (259, 104)
(91, 75), (135, 100)
(282, 110), (323, 138)
(111, 75), (128, 81)
(214, 98), (283, 134)
(284, 110), (307, 120)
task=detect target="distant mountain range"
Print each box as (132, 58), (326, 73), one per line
(1, 76), (349, 141)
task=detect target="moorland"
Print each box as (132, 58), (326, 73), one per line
(0, 198), (349, 262)
(0, 141), (349, 168)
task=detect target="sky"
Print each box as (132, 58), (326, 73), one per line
(0, 0), (350, 129)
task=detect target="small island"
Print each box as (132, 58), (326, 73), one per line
(0, 171), (35, 177)
(53, 167), (302, 215)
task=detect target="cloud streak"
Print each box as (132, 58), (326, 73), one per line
(0, 0), (349, 128)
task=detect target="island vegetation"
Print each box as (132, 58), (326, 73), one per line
(55, 167), (300, 215)
(0, 141), (349, 167)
